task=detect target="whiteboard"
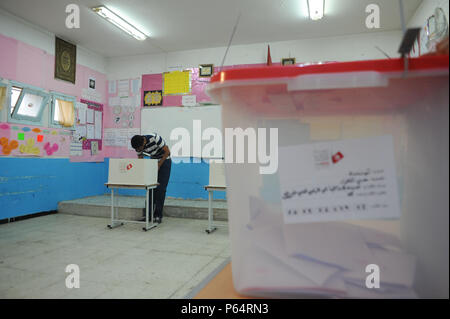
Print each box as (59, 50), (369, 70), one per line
(141, 105), (223, 158)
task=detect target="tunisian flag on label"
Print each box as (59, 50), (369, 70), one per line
(332, 151), (344, 164)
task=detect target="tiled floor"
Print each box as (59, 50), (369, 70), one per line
(0, 214), (230, 299)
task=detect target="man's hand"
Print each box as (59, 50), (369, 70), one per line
(158, 145), (170, 170)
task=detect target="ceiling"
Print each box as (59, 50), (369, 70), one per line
(0, 0), (422, 58)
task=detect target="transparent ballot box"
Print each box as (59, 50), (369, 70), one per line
(207, 55), (449, 298)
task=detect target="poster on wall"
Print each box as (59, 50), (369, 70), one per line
(89, 78), (96, 90)
(54, 37), (76, 84)
(163, 70), (191, 95)
(143, 90), (163, 106)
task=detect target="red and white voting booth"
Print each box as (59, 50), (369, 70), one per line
(106, 158), (159, 231)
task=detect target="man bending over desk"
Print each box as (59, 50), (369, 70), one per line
(131, 134), (171, 224)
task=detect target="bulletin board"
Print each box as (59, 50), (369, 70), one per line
(80, 99), (103, 151)
(104, 77), (141, 159)
(69, 99), (104, 162)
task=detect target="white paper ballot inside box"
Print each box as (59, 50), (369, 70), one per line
(242, 197), (417, 298)
(108, 158), (158, 185)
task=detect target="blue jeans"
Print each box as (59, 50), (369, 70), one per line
(147, 158), (171, 219)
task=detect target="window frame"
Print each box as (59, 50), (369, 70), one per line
(0, 81), (7, 111)
(7, 81), (49, 126)
(49, 92), (76, 129)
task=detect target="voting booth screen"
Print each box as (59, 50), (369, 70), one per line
(108, 158), (158, 186)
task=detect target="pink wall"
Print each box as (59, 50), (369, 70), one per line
(0, 33), (107, 161)
(0, 35), (18, 80)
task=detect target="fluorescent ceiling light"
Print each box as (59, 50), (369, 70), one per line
(307, 0), (324, 20)
(91, 6), (147, 41)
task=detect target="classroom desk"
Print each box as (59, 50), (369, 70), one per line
(105, 183), (159, 231)
(204, 185), (227, 234)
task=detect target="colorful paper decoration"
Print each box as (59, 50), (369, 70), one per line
(37, 135), (44, 142)
(1, 138), (19, 155)
(19, 138), (40, 155)
(18, 132), (25, 140)
(144, 90), (163, 106)
(43, 142), (59, 155)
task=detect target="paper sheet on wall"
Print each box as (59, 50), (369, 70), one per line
(82, 88), (102, 103)
(94, 111), (102, 139)
(104, 128), (116, 146)
(118, 79), (129, 97)
(86, 108), (94, 124)
(135, 94), (141, 107)
(116, 129), (128, 147)
(120, 97), (133, 108)
(182, 95), (196, 106)
(127, 128), (140, 150)
(70, 141), (83, 156)
(109, 96), (120, 107)
(278, 135), (401, 224)
(76, 102), (87, 125)
(132, 78), (140, 95)
(86, 124), (95, 139)
(74, 125), (87, 140)
(109, 80), (117, 94)
(91, 140), (99, 155)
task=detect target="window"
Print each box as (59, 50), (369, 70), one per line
(8, 82), (49, 125)
(10, 86), (23, 114)
(16, 91), (44, 117)
(50, 93), (75, 128)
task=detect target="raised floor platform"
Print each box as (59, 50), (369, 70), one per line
(58, 195), (228, 222)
